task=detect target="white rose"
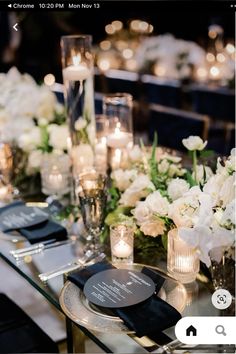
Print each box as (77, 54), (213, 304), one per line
(168, 178), (190, 201)
(145, 190), (169, 216)
(182, 136), (207, 151)
(140, 218), (166, 237)
(18, 127), (41, 152)
(219, 173), (235, 207)
(132, 201), (152, 225)
(119, 175), (155, 207)
(111, 169), (137, 191)
(48, 124), (69, 151)
(193, 165), (213, 184)
(75, 118), (87, 131)
(168, 187), (213, 228)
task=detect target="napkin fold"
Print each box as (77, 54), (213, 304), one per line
(68, 261), (181, 337)
(0, 201), (67, 244)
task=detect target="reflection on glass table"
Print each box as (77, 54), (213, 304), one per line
(0, 235), (235, 353)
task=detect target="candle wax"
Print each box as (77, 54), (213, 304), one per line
(113, 240), (133, 258)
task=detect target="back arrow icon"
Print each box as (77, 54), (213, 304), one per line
(13, 23), (18, 31)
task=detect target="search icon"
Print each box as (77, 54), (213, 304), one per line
(215, 325), (227, 336)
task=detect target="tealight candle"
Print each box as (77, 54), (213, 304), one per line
(107, 124), (133, 149)
(113, 240), (133, 258)
(110, 224), (134, 264)
(47, 167), (65, 191)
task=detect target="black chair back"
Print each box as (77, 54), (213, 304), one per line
(191, 85), (235, 122)
(104, 69), (140, 99)
(142, 75), (182, 108)
(149, 104), (209, 152)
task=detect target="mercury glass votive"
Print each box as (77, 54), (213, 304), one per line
(167, 228), (200, 284)
(110, 224), (134, 264)
(0, 142), (13, 183)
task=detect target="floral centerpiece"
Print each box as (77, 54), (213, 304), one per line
(134, 34), (206, 80)
(0, 68), (70, 192)
(105, 135), (235, 278)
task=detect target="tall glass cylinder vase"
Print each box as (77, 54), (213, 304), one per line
(103, 93), (133, 170)
(61, 35), (95, 177)
(167, 228), (200, 284)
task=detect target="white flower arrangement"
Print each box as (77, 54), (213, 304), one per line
(105, 135), (235, 267)
(0, 67), (69, 177)
(135, 34), (206, 80)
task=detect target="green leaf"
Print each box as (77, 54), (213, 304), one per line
(161, 234), (168, 250)
(199, 150), (214, 158)
(185, 170), (197, 187)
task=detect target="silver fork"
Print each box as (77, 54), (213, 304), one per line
(39, 251), (106, 282)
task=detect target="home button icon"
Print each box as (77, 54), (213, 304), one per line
(186, 325), (197, 336)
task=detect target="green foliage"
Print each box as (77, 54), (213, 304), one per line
(134, 230), (167, 262)
(185, 170), (198, 187)
(106, 186), (120, 213)
(149, 132), (159, 189)
(105, 206), (133, 226)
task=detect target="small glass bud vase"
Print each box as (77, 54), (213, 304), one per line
(167, 228), (200, 284)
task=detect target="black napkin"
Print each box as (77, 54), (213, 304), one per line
(68, 261), (181, 337)
(0, 201), (67, 244)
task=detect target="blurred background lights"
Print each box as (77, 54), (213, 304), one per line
(122, 48), (133, 59)
(206, 52), (215, 62)
(44, 73), (55, 86)
(216, 53), (225, 63)
(226, 43), (235, 54)
(125, 59), (137, 71)
(210, 66), (220, 78)
(196, 67), (208, 80)
(105, 24), (116, 35)
(111, 20), (123, 31)
(100, 40), (111, 51)
(97, 58), (110, 71)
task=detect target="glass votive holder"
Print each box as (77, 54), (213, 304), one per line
(40, 154), (71, 198)
(167, 228), (200, 284)
(94, 115), (108, 173)
(103, 93), (133, 171)
(110, 224), (134, 264)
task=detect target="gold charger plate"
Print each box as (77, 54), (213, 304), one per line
(59, 263), (187, 334)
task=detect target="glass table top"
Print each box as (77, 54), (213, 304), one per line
(0, 234), (234, 353)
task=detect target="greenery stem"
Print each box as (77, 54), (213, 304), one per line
(193, 150), (197, 183)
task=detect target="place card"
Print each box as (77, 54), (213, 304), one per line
(84, 269), (155, 308)
(0, 205), (48, 232)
